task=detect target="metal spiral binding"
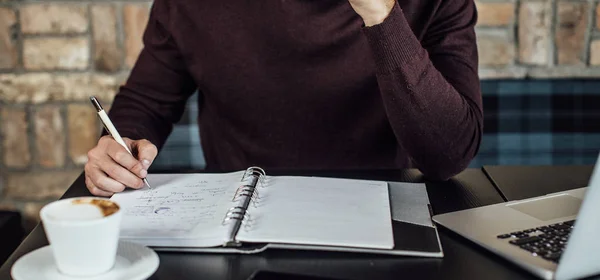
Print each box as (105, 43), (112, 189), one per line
(242, 166), (267, 188)
(241, 212), (255, 231)
(233, 166), (267, 206)
(221, 167), (268, 243)
(221, 206), (251, 225)
(232, 185), (260, 207)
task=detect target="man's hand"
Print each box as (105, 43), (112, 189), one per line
(84, 136), (158, 197)
(348, 0), (396, 27)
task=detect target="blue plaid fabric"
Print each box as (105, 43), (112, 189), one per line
(152, 93), (206, 170)
(152, 80), (600, 171)
(471, 80), (600, 167)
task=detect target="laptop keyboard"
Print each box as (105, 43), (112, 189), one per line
(496, 220), (575, 263)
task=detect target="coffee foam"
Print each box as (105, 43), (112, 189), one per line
(48, 204), (105, 221)
(72, 198), (119, 217)
(46, 199), (120, 221)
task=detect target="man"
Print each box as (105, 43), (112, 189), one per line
(85, 0), (482, 196)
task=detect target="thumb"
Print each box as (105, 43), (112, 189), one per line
(129, 139), (158, 170)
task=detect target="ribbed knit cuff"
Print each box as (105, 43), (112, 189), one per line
(102, 116), (166, 151)
(362, 1), (426, 75)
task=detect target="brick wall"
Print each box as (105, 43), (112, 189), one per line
(0, 0), (151, 230)
(1, 0), (600, 231)
(476, 0), (600, 78)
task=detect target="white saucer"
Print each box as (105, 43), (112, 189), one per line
(11, 241), (159, 280)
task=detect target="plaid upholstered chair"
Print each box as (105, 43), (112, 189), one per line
(471, 80), (600, 167)
(153, 80), (600, 171)
(153, 92), (207, 171)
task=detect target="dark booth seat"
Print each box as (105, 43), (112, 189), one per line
(0, 211), (24, 266)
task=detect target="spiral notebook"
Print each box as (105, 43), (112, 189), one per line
(110, 167), (443, 257)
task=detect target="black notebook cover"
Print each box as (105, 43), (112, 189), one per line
(156, 181), (443, 257)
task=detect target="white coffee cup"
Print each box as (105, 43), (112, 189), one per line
(40, 197), (122, 276)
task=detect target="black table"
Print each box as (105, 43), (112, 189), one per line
(1, 168), (539, 280)
(483, 165), (594, 200)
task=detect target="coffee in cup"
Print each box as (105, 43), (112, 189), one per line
(40, 197), (122, 276)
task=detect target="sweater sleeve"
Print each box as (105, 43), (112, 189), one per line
(107, 0), (197, 150)
(362, 0), (483, 180)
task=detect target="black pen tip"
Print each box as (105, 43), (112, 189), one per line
(90, 96), (103, 112)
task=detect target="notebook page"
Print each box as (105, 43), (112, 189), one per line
(236, 176), (394, 249)
(110, 172), (244, 247)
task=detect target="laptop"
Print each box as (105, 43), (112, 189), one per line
(432, 154), (600, 280)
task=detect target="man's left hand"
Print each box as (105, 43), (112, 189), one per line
(348, 0), (395, 27)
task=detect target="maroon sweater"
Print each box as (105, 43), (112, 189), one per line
(109, 0), (482, 180)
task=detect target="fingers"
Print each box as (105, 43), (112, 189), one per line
(96, 156), (144, 189)
(85, 136), (155, 197)
(106, 138), (146, 179)
(85, 164), (128, 192)
(85, 173), (115, 197)
(131, 139), (158, 169)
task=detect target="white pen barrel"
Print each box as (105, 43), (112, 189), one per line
(98, 110), (132, 153)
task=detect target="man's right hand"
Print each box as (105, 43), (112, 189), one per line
(84, 136), (158, 197)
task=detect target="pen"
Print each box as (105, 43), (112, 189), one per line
(89, 96), (152, 189)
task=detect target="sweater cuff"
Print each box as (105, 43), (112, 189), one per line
(362, 1), (426, 75)
(101, 119), (165, 151)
